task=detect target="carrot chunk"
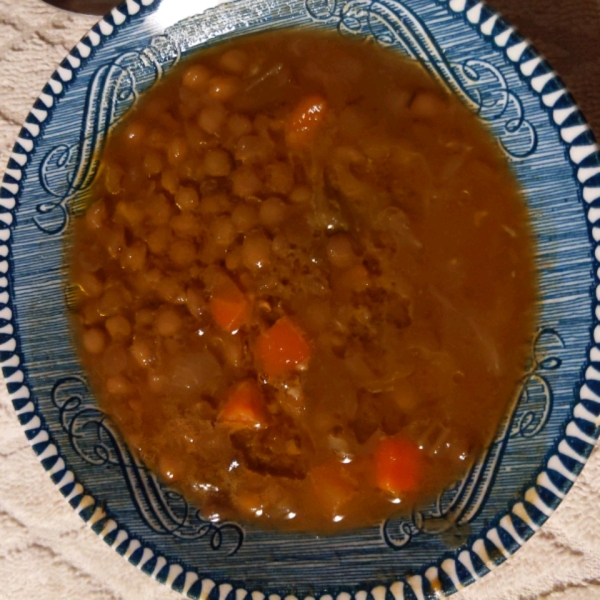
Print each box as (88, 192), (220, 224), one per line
(286, 95), (328, 147)
(256, 316), (311, 377)
(219, 380), (265, 428)
(209, 278), (250, 332)
(374, 436), (424, 495)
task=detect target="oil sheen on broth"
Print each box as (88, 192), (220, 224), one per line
(70, 30), (537, 532)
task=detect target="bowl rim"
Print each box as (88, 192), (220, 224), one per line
(3, 0), (600, 598)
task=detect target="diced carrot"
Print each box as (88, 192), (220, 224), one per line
(286, 95), (328, 147)
(374, 436), (424, 495)
(218, 380), (265, 428)
(209, 278), (250, 333)
(256, 316), (311, 377)
(310, 460), (357, 515)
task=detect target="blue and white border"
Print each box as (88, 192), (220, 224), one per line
(2, 0), (600, 598)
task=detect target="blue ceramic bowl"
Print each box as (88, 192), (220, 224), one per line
(3, 0), (600, 597)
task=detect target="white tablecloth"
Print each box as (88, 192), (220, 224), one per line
(1, 1), (600, 598)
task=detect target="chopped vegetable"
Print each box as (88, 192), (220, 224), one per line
(374, 436), (424, 495)
(256, 316), (311, 377)
(286, 95), (328, 147)
(310, 460), (357, 515)
(209, 278), (250, 332)
(219, 380), (265, 427)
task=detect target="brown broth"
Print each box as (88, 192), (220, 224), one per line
(69, 29), (537, 532)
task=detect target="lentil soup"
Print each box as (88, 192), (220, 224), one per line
(69, 30), (537, 532)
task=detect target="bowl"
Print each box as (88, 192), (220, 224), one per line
(2, 0), (600, 598)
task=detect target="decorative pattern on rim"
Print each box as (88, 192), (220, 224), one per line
(2, 0), (599, 598)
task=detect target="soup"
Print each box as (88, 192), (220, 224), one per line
(69, 29), (536, 532)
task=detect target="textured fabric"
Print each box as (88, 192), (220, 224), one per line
(0, 1), (599, 598)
